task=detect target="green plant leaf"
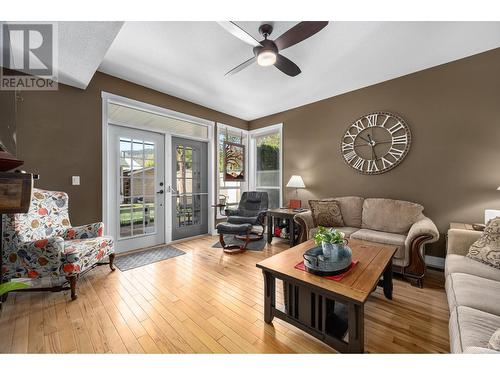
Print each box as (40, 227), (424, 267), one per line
(313, 227), (344, 245)
(0, 281), (29, 296)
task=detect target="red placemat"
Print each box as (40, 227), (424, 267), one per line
(295, 260), (359, 281)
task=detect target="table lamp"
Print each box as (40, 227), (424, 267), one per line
(286, 175), (306, 209)
(484, 186), (500, 224)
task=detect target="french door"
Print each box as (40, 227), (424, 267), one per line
(171, 137), (208, 240)
(108, 125), (165, 253)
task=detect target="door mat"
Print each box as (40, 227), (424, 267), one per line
(114, 245), (186, 271)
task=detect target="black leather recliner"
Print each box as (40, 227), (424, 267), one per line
(225, 191), (269, 238)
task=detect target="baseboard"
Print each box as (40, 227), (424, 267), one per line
(425, 255), (445, 270)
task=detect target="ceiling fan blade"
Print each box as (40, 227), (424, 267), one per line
(274, 21), (328, 51)
(274, 54), (301, 77)
(217, 21), (261, 47)
(225, 56), (256, 76)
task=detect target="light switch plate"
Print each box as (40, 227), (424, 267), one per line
(72, 176), (80, 186)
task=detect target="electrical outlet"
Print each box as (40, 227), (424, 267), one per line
(72, 176), (80, 186)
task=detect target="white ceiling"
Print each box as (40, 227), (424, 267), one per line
(57, 22), (123, 88)
(98, 21), (500, 121)
(0, 21), (123, 89)
(6, 21), (500, 121)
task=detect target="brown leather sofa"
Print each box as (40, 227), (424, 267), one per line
(294, 196), (439, 287)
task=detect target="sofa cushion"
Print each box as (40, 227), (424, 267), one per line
(467, 217), (500, 270)
(361, 198), (423, 234)
(449, 306), (500, 353)
(227, 215), (259, 225)
(309, 226), (359, 239)
(308, 199), (345, 228)
(446, 272), (500, 316)
(445, 254), (500, 282)
(350, 228), (406, 259)
(462, 346), (500, 354)
(332, 196), (364, 228)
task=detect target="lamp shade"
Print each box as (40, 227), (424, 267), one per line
(286, 175), (306, 189)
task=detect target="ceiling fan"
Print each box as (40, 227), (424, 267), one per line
(218, 21), (328, 77)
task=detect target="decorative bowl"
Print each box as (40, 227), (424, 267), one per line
(303, 244), (352, 276)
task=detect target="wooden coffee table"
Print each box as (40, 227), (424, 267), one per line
(256, 239), (396, 353)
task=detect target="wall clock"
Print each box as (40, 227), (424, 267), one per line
(341, 112), (411, 174)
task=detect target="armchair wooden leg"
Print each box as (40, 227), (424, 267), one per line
(66, 276), (78, 300)
(109, 253), (116, 271)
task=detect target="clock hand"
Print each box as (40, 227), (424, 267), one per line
(367, 134), (376, 159)
(357, 135), (371, 144)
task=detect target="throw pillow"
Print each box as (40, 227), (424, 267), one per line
(467, 217), (500, 269)
(488, 328), (500, 351)
(308, 199), (345, 228)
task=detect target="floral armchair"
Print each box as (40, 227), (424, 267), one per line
(1, 188), (115, 300)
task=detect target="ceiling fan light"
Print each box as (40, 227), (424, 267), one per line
(257, 50), (277, 67)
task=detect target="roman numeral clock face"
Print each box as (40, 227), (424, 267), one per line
(341, 112), (411, 174)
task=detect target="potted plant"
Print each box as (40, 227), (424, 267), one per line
(313, 226), (352, 261)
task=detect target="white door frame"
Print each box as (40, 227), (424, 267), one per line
(101, 91), (215, 246)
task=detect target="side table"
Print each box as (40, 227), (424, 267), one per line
(449, 222), (485, 231)
(267, 208), (310, 247)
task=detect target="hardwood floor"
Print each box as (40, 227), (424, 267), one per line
(0, 236), (450, 353)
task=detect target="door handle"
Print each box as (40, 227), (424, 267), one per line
(156, 189), (164, 194)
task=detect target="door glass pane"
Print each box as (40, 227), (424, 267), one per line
(132, 201), (145, 236)
(144, 178), (154, 196)
(176, 162), (184, 179)
(120, 176), (130, 197)
(120, 196), (132, 238)
(144, 196), (155, 234)
(120, 138), (132, 158)
(132, 140), (144, 159)
(131, 178), (144, 196)
(118, 137), (157, 239)
(176, 145), (184, 162)
(192, 194), (201, 225)
(176, 195), (194, 227)
(144, 142), (154, 160)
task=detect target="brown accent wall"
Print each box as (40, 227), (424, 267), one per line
(0, 90), (16, 155)
(249, 48), (500, 258)
(15, 71), (247, 226)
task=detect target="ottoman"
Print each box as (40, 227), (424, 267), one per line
(216, 222), (252, 254)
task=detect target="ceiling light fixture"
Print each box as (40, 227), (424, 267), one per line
(257, 50), (277, 66)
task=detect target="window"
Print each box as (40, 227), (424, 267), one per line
(250, 125), (282, 209)
(216, 124), (248, 218)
